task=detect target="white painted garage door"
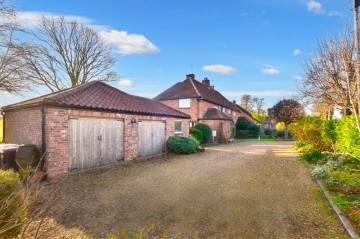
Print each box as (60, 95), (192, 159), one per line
(138, 121), (166, 157)
(68, 118), (124, 171)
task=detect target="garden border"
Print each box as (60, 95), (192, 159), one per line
(316, 179), (359, 238)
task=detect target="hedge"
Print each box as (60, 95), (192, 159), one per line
(194, 123), (212, 144)
(167, 136), (198, 154)
(189, 128), (203, 144)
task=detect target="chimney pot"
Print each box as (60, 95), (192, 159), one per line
(233, 100), (236, 104)
(210, 85), (215, 90)
(202, 77), (210, 87)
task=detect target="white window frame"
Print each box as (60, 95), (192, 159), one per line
(233, 112), (236, 117)
(175, 120), (182, 133)
(179, 98), (191, 108)
(222, 107), (226, 113)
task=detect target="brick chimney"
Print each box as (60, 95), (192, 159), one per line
(186, 74), (195, 80)
(210, 85), (215, 90)
(202, 77), (210, 87)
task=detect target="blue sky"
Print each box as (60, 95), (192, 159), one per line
(0, 0), (352, 109)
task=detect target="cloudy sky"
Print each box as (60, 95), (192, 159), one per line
(1, 0), (352, 108)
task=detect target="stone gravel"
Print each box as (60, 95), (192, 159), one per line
(39, 141), (349, 238)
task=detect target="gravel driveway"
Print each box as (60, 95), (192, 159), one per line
(40, 141), (348, 238)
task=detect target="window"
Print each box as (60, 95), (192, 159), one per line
(233, 112), (236, 117)
(222, 107), (225, 113)
(189, 121), (196, 128)
(179, 98), (191, 108)
(175, 121), (182, 133)
(228, 109), (231, 114)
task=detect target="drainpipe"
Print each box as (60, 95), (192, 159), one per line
(40, 105), (46, 170)
(0, 110), (4, 142)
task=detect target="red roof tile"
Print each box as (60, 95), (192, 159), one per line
(2, 81), (190, 119)
(201, 108), (233, 121)
(154, 75), (236, 110)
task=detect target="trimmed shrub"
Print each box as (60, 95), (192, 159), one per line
(0, 170), (26, 238)
(194, 123), (212, 144)
(189, 128), (203, 144)
(246, 124), (260, 134)
(236, 117), (250, 130)
(236, 130), (257, 138)
(167, 136), (198, 154)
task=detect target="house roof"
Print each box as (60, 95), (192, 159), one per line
(201, 108), (233, 121)
(2, 81), (190, 119)
(154, 74), (236, 110)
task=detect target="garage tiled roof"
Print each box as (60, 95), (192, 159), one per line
(154, 74), (236, 110)
(2, 81), (190, 119)
(201, 108), (233, 121)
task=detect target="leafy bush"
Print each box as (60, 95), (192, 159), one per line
(167, 136), (198, 154)
(236, 117), (249, 130)
(264, 129), (275, 136)
(194, 123), (212, 144)
(236, 130), (258, 139)
(300, 150), (326, 163)
(274, 130), (292, 139)
(246, 124), (260, 134)
(289, 116), (333, 151)
(0, 170), (26, 238)
(189, 128), (203, 144)
(335, 116), (360, 159)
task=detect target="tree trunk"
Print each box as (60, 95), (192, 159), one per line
(285, 124), (289, 140)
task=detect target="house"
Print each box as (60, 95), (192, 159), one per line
(154, 74), (258, 142)
(1, 81), (190, 178)
(260, 117), (276, 133)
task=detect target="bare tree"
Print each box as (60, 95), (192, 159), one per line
(252, 97), (265, 115)
(0, 0), (29, 94)
(298, 27), (360, 131)
(21, 16), (118, 92)
(240, 94), (252, 112)
(268, 99), (304, 140)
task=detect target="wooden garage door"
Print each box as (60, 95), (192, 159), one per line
(68, 118), (124, 171)
(138, 121), (165, 157)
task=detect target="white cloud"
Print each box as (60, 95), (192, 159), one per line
(293, 49), (301, 56)
(261, 67), (280, 75)
(202, 64), (237, 74)
(303, 0), (342, 17)
(306, 0), (324, 14)
(100, 30), (159, 55)
(17, 11), (92, 28)
(119, 79), (134, 88)
(222, 90), (294, 97)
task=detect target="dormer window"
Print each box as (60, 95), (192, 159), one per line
(179, 98), (190, 108)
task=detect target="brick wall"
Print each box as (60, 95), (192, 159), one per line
(4, 106), (189, 178)
(4, 108), (42, 149)
(160, 98), (198, 120)
(198, 119), (233, 143)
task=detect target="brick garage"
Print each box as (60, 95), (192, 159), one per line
(2, 81), (189, 178)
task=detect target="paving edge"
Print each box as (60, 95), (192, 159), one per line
(315, 179), (359, 238)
